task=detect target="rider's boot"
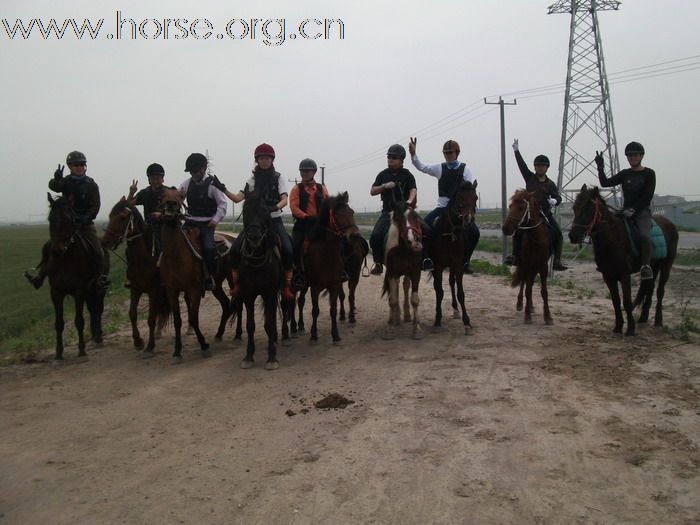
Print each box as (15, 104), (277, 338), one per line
(640, 239), (653, 280)
(283, 269), (295, 300)
(230, 268), (241, 298)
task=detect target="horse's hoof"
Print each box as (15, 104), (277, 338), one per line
(201, 348), (212, 358)
(171, 356), (183, 365)
(431, 325), (446, 334)
(339, 314), (346, 321)
(142, 351), (155, 359)
(333, 338), (341, 346)
(464, 325), (473, 336)
(403, 317), (412, 324)
(381, 328), (395, 340)
(452, 311), (461, 319)
(545, 319), (554, 326)
(52, 357), (65, 365)
(265, 360), (280, 371)
(134, 339), (144, 350)
(215, 335), (223, 342)
(349, 317), (356, 324)
(411, 327), (424, 340)
(625, 331), (636, 337)
(309, 338), (319, 345)
(281, 338), (291, 347)
(240, 359), (254, 369)
(516, 305), (523, 312)
(524, 318), (533, 325)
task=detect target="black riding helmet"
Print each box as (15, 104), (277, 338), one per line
(387, 144), (406, 159)
(624, 141), (645, 156)
(184, 153), (207, 172)
(66, 151), (87, 165)
(146, 163), (165, 177)
(299, 158), (318, 171)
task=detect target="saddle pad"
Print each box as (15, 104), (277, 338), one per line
(624, 218), (667, 259)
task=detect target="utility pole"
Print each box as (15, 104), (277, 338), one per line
(484, 96), (517, 263)
(320, 165), (326, 186)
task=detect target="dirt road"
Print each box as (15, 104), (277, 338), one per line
(1, 259), (699, 524)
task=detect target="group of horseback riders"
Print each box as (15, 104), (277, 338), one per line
(26, 137), (657, 297)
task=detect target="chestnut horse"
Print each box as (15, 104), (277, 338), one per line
(102, 198), (170, 353)
(430, 180), (478, 334)
(42, 194), (106, 360)
(382, 201), (423, 339)
(502, 189), (553, 325)
(233, 190), (282, 370)
(291, 192), (359, 344)
(570, 185), (678, 335)
(159, 188), (210, 362)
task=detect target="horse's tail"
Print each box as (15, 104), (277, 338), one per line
(156, 286), (172, 331)
(511, 267), (522, 288)
(381, 273), (389, 297)
(229, 297), (241, 325)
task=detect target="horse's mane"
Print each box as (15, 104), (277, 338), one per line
(510, 188), (531, 204)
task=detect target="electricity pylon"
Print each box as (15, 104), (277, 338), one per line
(548, 0), (621, 206)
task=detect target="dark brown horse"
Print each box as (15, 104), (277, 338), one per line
(159, 188), (210, 362)
(233, 190), (282, 370)
(569, 185), (678, 335)
(430, 180), (478, 334)
(382, 201), (423, 339)
(339, 233), (369, 324)
(102, 198), (170, 354)
(292, 192), (359, 344)
(42, 194), (106, 360)
(502, 189), (553, 325)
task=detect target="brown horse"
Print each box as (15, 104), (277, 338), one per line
(233, 190), (282, 370)
(159, 188), (210, 362)
(502, 189), (553, 325)
(292, 192), (359, 344)
(339, 233), (369, 324)
(570, 185), (678, 335)
(42, 194), (106, 360)
(382, 201), (423, 339)
(102, 198), (170, 353)
(430, 180), (478, 333)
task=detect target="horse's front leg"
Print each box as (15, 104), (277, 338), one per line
(51, 288), (65, 361)
(449, 272), (460, 319)
(339, 284), (346, 321)
(654, 264), (672, 327)
(297, 288), (307, 332)
(453, 269), (471, 333)
(517, 282), (524, 311)
(402, 276), (411, 323)
(169, 291), (183, 362)
(310, 286), (321, 342)
(130, 288), (144, 349)
(603, 274), (624, 334)
(348, 278), (358, 324)
(389, 277), (400, 326)
(212, 284), (230, 341)
(540, 268), (553, 325)
(329, 285), (341, 344)
(187, 291), (210, 355)
(621, 275), (636, 336)
(280, 296), (292, 345)
(410, 272), (423, 339)
(241, 297), (256, 368)
(263, 291), (279, 370)
(524, 276), (534, 324)
(145, 288), (157, 354)
(432, 268), (445, 330)
(74, 294), (86, 357)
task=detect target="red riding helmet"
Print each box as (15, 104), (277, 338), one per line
(254, 143), (276, 159)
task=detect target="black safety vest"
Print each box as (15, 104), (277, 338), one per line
(297, 182), (325, 217)
(438, 163), (465, 198)
(186, 178), (217, 217)
(252, 171), (282, 208)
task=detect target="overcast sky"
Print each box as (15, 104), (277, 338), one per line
(1, 0), (699, 222)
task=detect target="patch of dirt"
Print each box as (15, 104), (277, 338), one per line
(314, 393), (355, 409)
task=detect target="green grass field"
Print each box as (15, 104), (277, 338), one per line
(0, 224), (130, 363)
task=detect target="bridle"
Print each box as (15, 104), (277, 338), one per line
(103, 207), (145, 248)
(572, 195), (605, 237)
(507, 195), (543, 231)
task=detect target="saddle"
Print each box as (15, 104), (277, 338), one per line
(182, 225), (234, 260)
(623, 217), (667, 259)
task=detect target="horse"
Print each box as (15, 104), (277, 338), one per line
(339, 233), (369, 324)
(102, 198), (172, 354)
(430, 180), (478, 334)
(290, 192), (359, 344)
(502, 189), (553, 325)
(42, 194), (106, 360)
(233, 190), (282, 370)
(569, 184), (678, 335)
(382, 201), (423, 339)
(159, 188), (210, 362)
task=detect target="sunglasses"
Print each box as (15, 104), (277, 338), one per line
(387, 155), (401, 160)
(70, 162), (87, 167)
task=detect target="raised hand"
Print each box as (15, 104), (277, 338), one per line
(53, 164), (64, 180)
(512, 138), (519, 151)
(594, 151), (605, 169)
(408, 137), (417, 157)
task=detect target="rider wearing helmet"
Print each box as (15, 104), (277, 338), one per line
(26, 151), (109, 290)
(508, 139), (567, 271)
(211, 143), (295, 300)
(409, 138), (481, 273)
(595, 141), (656, 280)
(289, 158), (329, 286)
(369, 144), (418, 275)
(127, 162), (167, 258)
(179, 153), (228, 291)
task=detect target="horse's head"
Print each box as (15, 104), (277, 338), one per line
(502, 189), (538, 236)
(569, 184), (603, 243)
(242, 190), (272, 249)
(450, 180), (478, 226)
(47, 193), (76, 254)
(392, 201), (423, 254)
(326, 191), (359, 238)
(102, 197), (135, 249)
(160, 187), (184, 223)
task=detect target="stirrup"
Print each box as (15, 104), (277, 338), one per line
(504, 255), (514, 266)
(640, 265), (653, 280)
(422, 258), (434, 271)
